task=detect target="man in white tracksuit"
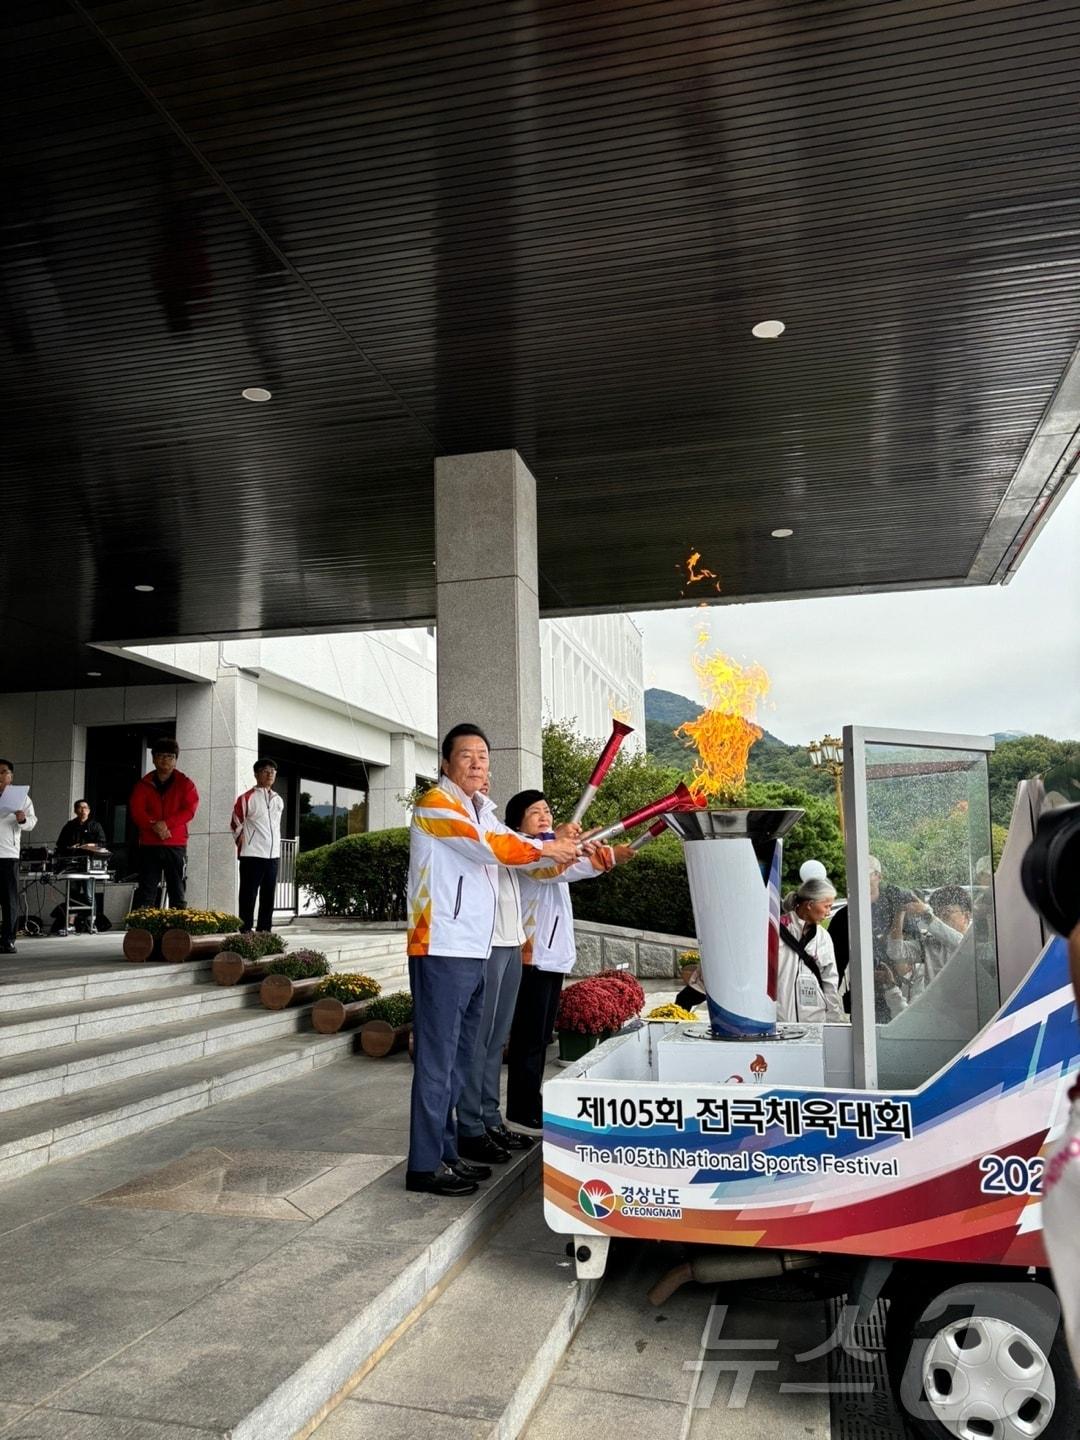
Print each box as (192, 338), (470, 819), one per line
(0, 758), (37, 955)
(230, 757), (286, 933)
(405, 725), (578, 1197)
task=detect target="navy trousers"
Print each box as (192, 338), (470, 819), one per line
(457, 945), (522, 1139)
(408, 953), (486, 1174)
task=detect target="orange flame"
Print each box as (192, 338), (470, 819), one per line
(609, 697), (632, 724)
(685, 550), (716, 585)
(675, 639), (770, 801)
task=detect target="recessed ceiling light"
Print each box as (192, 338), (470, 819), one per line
(134, 584), (155, 593)
(86, 670), (102, 677)
(771, 528), (794, 538)
(752, 320), (786, 339)
(241, 386), (272, 402)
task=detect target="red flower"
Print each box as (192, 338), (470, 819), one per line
(556, 978), (626, 1036)
(595, 969), (645, 1022)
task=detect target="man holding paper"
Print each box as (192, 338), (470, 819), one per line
(0, 759), (37, 954)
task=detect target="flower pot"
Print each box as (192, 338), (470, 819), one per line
(212, 953), (267, 987)
(259, 974), (324, 1010)
(359, 1019), (412, 1057)
(557, 1029), (613, 1063)
(122, 928), (159, 962)
(311, 997), (373, 1034)
(160, 930), (235, 964)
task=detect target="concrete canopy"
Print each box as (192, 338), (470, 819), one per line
(3, 0), (1079, 691)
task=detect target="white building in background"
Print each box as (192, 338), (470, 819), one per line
(0, 615), (645, 915)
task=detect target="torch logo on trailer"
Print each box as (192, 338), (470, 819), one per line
(750, 1054), (768, 1078)
(578, 1179), (622, 1220)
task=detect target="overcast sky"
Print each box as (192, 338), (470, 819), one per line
(633, 480), (1080, 746)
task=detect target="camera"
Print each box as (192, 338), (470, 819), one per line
(1021, 802), (1080, 936)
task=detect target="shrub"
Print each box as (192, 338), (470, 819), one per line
(218, 932), (287, 961)
(295, 830), (410, 918)
(363, 991), (413, 1027)
(556, 977), (626, 1036)
(314, 972), (382, 1004)
(595, 969), (645, 1020)
(125, 908), (242, 936)
(571, 835), (695, 937)
(263, 949), (330, 980)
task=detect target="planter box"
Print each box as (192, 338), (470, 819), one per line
(359, 1020), (412, 1057)
(122, 928), (159, 962)
(311, 997), (373, 1034)
(557, 1029), (614, 1063)
(260, 974), (324, 1010)
(212, 953), (269, 987)
(160, 930), (235, 964)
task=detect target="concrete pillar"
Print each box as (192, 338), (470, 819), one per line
(0, 691), (81, 843)
(177, 672), (258, 914)
(435, 451), (543, 799)
(367, 732), (416, 831)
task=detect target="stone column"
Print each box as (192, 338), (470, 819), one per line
(434, 451), (543, 798)
(177, 671), (258, 914)
(367, 732), (416, 831)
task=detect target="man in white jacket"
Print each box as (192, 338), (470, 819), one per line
(230, 758), (285, 933)
(405, 725), (578, 1197)
(0, 759), (37, 954)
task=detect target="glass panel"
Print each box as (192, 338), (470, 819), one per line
(334, 785), (367, 840)
(864, 742), (998, 1090)
(298, 779), (335, 851)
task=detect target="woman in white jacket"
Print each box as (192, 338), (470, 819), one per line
(503, 789), (631, 1129)
(777, 875), (845, 1024)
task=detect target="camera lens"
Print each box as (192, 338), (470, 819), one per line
(1021, 802), (1080, 937)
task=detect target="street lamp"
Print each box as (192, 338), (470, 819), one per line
(808, 734), (845, 839)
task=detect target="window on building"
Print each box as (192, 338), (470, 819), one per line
(334, 784), (367, 840)
(299, 779), (335, 851)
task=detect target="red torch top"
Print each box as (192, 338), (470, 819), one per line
(617, 781), (694, 832)
(586, 720), (634, 788)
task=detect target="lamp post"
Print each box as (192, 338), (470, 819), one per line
(808, 734), (845, 840)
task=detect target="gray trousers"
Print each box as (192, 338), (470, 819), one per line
(457, 945), (522, 1138)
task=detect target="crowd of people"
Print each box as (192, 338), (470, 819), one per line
(0, 740), (285, 952)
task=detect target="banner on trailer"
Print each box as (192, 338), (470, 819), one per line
(543, 937), (1080, 1269)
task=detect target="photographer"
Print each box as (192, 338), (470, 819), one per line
(1025, 804), (1080, 1378)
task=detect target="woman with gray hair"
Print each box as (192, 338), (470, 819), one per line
(777, 872), (845, 1024)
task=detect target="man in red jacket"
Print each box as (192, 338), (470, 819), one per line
(129, 739), (200, 910)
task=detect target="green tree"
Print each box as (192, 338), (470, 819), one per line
(989, 735), (1080, 826)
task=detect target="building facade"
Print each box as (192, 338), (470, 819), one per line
(0, 617), (644, 917)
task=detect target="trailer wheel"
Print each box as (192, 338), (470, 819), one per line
(886, 1281), (1079, 1440)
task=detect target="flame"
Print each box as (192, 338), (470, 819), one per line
(675, 638), (770, 801)
(609, 698), (632, 724)
(685, 550), (715, 584)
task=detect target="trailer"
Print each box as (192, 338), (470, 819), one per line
(543, 727), (1080, 1440)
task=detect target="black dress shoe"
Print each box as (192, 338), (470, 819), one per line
(450, 1157), (492, 1181)
(0, 943), (16, 955)
(458, 1131), (510, 1165)
(405, 1167), (478, 1197)
(488, 1123), (534, 1151)
(505, 1113), (543, 1134)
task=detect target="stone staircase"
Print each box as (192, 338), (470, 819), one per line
(0, 927), (409, 1184)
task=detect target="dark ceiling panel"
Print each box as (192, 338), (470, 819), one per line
(3, 0), (1079, 689)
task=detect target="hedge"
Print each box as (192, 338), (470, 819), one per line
(570, 834), (695, 937)
(296, 826), (697, 937)
(296, 829), (410, 920)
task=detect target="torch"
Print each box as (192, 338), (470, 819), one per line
(627, 792), (707, 852)
(582, 782), (696, 846)
(568, 719), (634, 826)
(628, 819), (669, 853)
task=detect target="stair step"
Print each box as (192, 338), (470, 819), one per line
(0, 1004), (322, 1113)
(0, 1031), (354, 1182)
(310, 1186), (597, 1440)
(0, 958), (216, 1012)
(0, 983), (262, 1060)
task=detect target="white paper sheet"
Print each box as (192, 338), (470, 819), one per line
(0, 785), (29, 816)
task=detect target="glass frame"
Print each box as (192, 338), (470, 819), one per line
(841, 725), (997, 1088)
